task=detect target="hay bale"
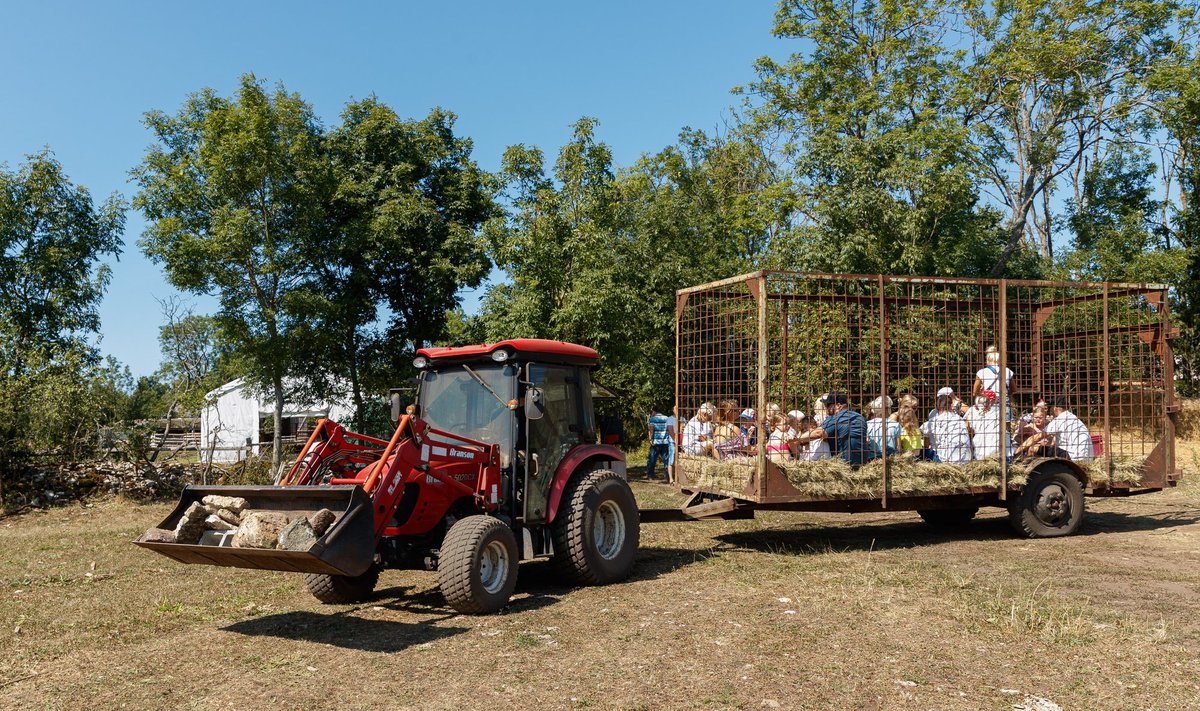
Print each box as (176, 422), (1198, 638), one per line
(678, 454), (754, 495)
(777, 456), (1028, 498)
(1081, 456), (1147, 487)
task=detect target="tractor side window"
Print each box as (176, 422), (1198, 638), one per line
(526, 365), (581, 517)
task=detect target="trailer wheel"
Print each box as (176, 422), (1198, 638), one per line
(917, 507), (979, 529)
(304, 564), (381, 604)
(1009, 464), (1085, 538)
(552, 469), (640, 585)
(438, 515), (518, 614)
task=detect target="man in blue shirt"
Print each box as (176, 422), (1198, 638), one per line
(796, 393), (879, 466)
(646, 406), (676, 481)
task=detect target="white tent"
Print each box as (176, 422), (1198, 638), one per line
(200, 378), (355, 463)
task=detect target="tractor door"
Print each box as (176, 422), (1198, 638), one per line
(523, 364), (591, 522)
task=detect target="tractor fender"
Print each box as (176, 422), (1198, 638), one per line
(546, 444), (626, 524)
(1023, 456), (1089, 487)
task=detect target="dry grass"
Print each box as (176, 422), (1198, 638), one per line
(1, 442), (1199, 710)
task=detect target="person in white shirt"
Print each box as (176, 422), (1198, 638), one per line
(866, 396), (902, 455)
(682, 402), (716, 456)
(803, 397), (832, 461)
(922, 394), (973, 464)
(964, 393), (1009, 459)
(1045, 397), (1093, 461)
(974, 345), (1015, 422)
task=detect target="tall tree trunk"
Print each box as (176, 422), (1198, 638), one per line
(347, 328), (363, 424)
(272, 373), (284, 472)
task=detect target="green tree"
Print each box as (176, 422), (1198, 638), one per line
(292, 99), (494, 415)
(0, 151), (125, 502)
(743, 0), (1020, 277)
(134, 75), (333, 471)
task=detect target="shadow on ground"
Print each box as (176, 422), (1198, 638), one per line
(224, 607), (469, 652)
(710, 506), (1200, 556)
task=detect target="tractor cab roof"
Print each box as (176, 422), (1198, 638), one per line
(416, 339), (599, 368)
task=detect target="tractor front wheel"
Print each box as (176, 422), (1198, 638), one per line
(552, 469), (640, 585)
(304, 564), (381, 604)
(438, 515), (519, 614)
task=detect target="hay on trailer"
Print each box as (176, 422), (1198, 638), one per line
(776, 456), (1028, 498)
(1081, 456), (1147, 487)
(677, 454), (755, 495)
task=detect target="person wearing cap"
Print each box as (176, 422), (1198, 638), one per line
(866, 396), (902, 456)
(785, 409), (805, 440)
(928, 386), (966, 422)
(921, 393), (973, 464)
(646, 405), (676, 480)
(1045, 397), (1093, 461)
(738, 407), (759, 446)
(682, 402), (716, 456)
(795, 392), (878, 466)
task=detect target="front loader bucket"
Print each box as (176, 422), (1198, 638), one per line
(134, 485), (375, 577)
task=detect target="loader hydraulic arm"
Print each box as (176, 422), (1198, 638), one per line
(284, 416), (503, 538)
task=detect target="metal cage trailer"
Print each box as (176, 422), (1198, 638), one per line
(661, 271), (1181, 537)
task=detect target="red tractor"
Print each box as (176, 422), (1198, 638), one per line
(137, 339), (639, 613)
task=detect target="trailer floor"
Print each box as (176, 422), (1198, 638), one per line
(2, 440), (1199, 710)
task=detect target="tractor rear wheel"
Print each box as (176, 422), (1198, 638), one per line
(552, 469), (640, 585)
(1009, 464), (1085, 538)
(304, 564), (381, 604)
(438, 515), (518, 614)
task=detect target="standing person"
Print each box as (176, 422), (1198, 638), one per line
(1045, 397), (1094, 461)
(974, 345), (1015, 422)
(682, 402), (716, 456)
(796, 393), (879, 466)
(646, 405), (675, 480)
(866, 396), (902, 456)
(965, 393), (1009, 459)
(922, 394), (973, 464)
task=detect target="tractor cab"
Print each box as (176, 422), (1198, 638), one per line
(410, 339), (611, 524)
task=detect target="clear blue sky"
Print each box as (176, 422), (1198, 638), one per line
(0, 1), (789, 377)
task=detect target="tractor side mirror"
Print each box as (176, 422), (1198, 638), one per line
(525, 386), (545, 420)
(390, 389), (404, 422)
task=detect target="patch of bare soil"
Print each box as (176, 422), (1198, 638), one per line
(1, 443), (1198, 710)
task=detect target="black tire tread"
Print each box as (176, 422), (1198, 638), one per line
(304, 565), (381, 604)
(552, 469), (639, 586)
(1009, 465), (1085, 538)
(437, 515), (517, 614)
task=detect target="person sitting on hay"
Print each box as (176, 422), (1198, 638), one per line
(794, 392), (879, 467)
(766, 413), (792, 463)
(928, 386), (968, 422)
(682, 402), (716, 456)
(897, 404), (938, 461)
(1015, 405), (1066, 460)
(711, 399), (748, 460)
(796, 401), (832, 461)
(922, 393), (973, 464)
(1046, 396), (1094, 462)
(866, 396), (902, 455)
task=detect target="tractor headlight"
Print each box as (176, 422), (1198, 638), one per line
(490, 349), (510, 362)
(413, 356), (428, 369)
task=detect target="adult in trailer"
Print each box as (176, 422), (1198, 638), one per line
(795, 393), (878, 466)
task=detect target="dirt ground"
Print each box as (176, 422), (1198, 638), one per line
(2, 442), (1199, 710)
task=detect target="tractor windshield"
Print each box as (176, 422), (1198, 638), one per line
(417, 363), (518, 458)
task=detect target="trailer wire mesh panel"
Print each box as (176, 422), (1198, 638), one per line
(674, 271), (1178, 506)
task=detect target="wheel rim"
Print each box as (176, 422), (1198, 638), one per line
(1033, 481), (1072, 527)
(592, 500), (626, 560)
(479, 539), (510, 594)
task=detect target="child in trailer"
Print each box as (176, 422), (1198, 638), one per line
(896, 405), (938, 461)
(974, 346), (1015, 422)
(964, 392), (1010, 459)
(766, 413), (792, 463)
(866, 396), (902, 456)
(711, 399), (748, 460)
(922, 393), (973, 464)
(802, 398), (832, 461)
(1015, 406), (1066, 459)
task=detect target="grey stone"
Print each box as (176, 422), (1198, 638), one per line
(231, 511), (290, 549)
(309, 508), (336, 537)
(173, 502), (208, 544)
(211, 507), (242, 526)
(141, 527), (177, 543)
(203, 514), (238, 531)
(201, 495), (248, 514)
(277, 518), (317, 551)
